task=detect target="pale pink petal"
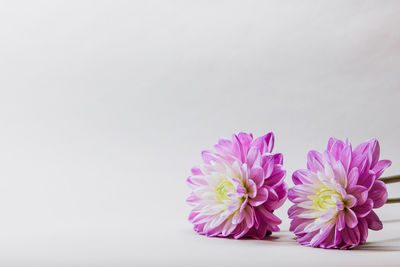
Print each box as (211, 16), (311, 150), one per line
(307, 150), (324, 172)
(344, 208), (358, 228)
(337, 211), (345, 231)
(368, 138), (380, 168)
(249, 166), (264, 188)
(292, 169), (316, 185)
(347, 167), (359, 188)
(372, 160), (392, 178)
(340, 145), (352, 173)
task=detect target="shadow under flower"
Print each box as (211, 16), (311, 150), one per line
(237, 232), (298, 246)
(354, 236), (400, 252)
(354, 244), (400, 252)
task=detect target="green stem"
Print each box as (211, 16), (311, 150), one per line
(386, 198), (400, 204)
(379, 175), (400, 184)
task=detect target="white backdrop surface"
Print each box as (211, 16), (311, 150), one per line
(0, 1), (400, 266)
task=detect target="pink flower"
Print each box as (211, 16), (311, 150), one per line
(187, 132), (287, 239)
(288, 138), (391, 249)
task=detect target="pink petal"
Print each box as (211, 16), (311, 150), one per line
(307, 150), (324, 172)
(261, 154), (275, 178)
(232, 210), (245, 225)
(334, 224), (342, 246)
(358, 218), (368, 244)
(357, 170), (375, 190)
(347, 185), (368, 205)
(310, 223), (335, 247)
(246, 146), (260, 168)
(239, 196), (248, 213)
(343, 194), (357, 208)
(214, 139), (234, 160)
(337, 211), (345, 231)
(331, 159), (347, 188)
(292, 169), (315, 185)
(201, 150), (217, 164)
(344, 208), (358, 228)
(249, 166), (264, 188)
(288, 205), (305, 218)
(265, 184), (287, 210)
(273, 153), (283, 165)
(257, 205), (281, 225)
(327, 137), (340, 152)
(246, 179), (257, 198)
(221, 216), (236, 236)
(353, 141), (370, 156)
(244, 206), (255, 228)
(353, 198), (373, 218)
(350, 155), (368, 176)
(365, 210), (383, 230)
(263, 132), (274, 153)
(249, 187), (268, 206)
(232, 134), (246, 162)
(340, 145), (352, 173)
(369, 180), (388, 208)
(191, 167), (203, 175)
(265, 169), (286, 186)
(237, 132), (253, 152)
(368, 138), (380, 168)
(347, 167), (359, 188)
(372, 160), (392, 178)
(290, 218), (311, 233)
(233, 221), (250, 239)
(329, 139), (345, 160)
(186, 193), (201, 205)
(245, 223), (267, 239)
(186, 175), (208, 189)
(341, 226), (360, 246)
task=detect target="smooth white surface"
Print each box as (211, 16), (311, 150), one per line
(0, 1), (400, 266)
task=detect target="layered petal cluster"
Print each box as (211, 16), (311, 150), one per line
(288, 138), (391, 249)
(187, 132), (287, 239)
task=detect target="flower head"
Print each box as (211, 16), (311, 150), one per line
(288, 138), (391, 249)
(187, 132), (287, 239)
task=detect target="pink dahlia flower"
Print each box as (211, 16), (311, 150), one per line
(288, 138), (391, 249)
(187, 132), (287, 239)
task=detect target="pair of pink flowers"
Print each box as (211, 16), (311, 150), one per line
(186, 132), (392, 249)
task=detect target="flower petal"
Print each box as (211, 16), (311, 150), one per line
(343, 194), (357, 208)
(292, 169), (317, 185)
(365, 210), (383, 230)
(347, 167), (359, 188)
(263, 132), (274, 153)
(257, 205), (281, 225)
(372, 160), (392, 178)
(369, 180), (388, 208)
(347, 185), (368, 205)
(337, 211), (345, 231)
(249, 166), (264, 188)
(246, 146), (260, 168)
(353, 198), (373, 218)
(307, 150), (324, 172)
(249, 187), (268, 207)
(344, 208), (358, 228)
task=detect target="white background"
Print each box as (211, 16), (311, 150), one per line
(0, 1), (399, 266)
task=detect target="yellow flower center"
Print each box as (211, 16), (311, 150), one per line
(215, 179), (235, 202)
(311, 187), (341, 211)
